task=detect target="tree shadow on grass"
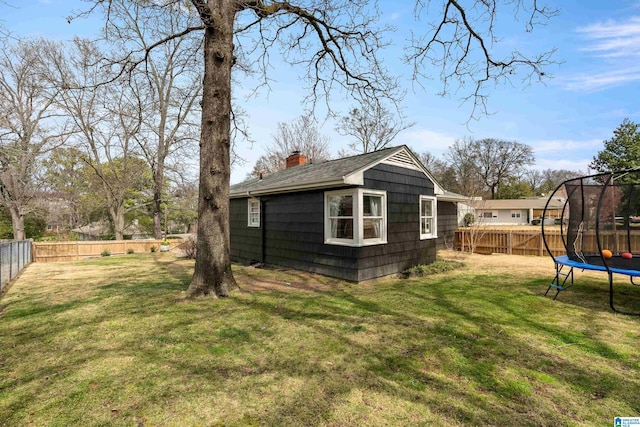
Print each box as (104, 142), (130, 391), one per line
(228, 277), (640, 425)
(2, 259), (640, 426)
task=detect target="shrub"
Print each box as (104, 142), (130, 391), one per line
(127, 248), (135, 254)
(101, 249), (111, 257)
(463, 212), (475, 227)
(403, 258), (465, 278)
(150, 245), (157, 253)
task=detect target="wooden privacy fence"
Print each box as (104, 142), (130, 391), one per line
(32, 240), (180, 262)
(455, 229), (640, 257)
(455, 229), (565, 257)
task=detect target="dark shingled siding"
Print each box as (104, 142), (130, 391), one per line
(229, 199), (262, 264)
(437, 201), (458, 250)
(262, 191), (361, 281)
(357, 164), (437, 281)
(230, 163), (446, 281)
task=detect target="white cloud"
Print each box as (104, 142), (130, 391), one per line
(396, 128), (457, 155)
(577, 17), (640, 58)
(568, 16), (640, 91)
(533, 157), (592, 174)
(528, 138), (602, 154)
(527, 138), (601, 173)
(564, 67), (640, 91)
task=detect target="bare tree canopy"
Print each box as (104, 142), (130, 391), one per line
(98, 0), (203, 240)
(407, 0), (558, 119)
(471, 138), (534, 199)
(416, 150), (457, 193)
(250, 115), (331, 176)
(444, 138), (486, 197)
(443, 137), (534, 198)
(0, 38), (68, 240)
(74, 0), (558, 298)
(50, 39), (154, 240)
(336, 99), (415, 154)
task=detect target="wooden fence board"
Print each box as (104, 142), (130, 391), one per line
(455, 230), (565, 257)
(32, 240), (180, 262)
(455, 229), (640, 257)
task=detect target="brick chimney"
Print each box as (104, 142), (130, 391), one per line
(286, 151), (307, 168)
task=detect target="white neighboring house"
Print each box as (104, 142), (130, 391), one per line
(467, 197), (566, 226)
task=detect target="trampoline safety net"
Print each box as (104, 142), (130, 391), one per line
(548, 171), (640, 264)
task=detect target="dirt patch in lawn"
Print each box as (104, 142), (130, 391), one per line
(438, 250), (556, 277)
(235, 251), (566, 293)
(234, 264), (349, 293)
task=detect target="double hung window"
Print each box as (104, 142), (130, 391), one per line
(420, 196), (437, 239)
(325, 189), (387, 246)
(248, 198), (260, 227)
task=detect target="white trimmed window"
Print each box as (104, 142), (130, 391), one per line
(511, 210), (521, 218)
(325, 189), (387, 246)
(248, 198), (260, 227)
(420, 195), (437, 240)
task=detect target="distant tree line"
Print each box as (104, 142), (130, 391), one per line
(417, 137), (584, 200)
(0, 9), (202, 241)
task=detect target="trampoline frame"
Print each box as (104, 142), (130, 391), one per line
(541, 169), (640, 315)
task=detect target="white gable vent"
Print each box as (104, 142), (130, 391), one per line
(381, 149), (421, 171)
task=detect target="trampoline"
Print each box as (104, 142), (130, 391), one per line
(541, 169), (640, 315)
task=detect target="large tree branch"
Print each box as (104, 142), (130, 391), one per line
(407, 0), (558, 121)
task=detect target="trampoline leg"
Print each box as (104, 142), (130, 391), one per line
(608, 272), (640, 316)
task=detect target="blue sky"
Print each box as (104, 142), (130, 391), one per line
(3, 1), (640, 184)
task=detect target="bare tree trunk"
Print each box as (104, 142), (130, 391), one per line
(8, 205), (25, 241)
(153, 170), (164, 239)
(187, 3), (237, 298)
(110, 205), (125, 240)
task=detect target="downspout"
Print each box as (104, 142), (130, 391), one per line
(261, 198), (266, 264)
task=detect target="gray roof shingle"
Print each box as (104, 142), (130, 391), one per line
(230, 146), (402, 197)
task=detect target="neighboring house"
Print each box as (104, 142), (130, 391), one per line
(229, 146), (462, 282)
(72, 220), (152, 240)
(39, 196), (74, 234)
(468, 197), (566, 226)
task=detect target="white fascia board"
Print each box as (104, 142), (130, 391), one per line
(438, 194), (470, 202)
(230, 178), (350, 198)
(343, 172), (364, 185)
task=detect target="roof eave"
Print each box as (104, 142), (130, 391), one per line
(230, 177), (360, 198)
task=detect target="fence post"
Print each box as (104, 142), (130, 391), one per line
(539, 232), (544, 256)
(9, 241), (13, 280)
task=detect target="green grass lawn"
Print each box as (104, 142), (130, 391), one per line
(1, 253), (640, 426)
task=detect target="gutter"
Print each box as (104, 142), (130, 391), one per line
(230, 177), (359, 198)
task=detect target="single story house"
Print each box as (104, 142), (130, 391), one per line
(467, 197), (566, 226)
(229, 146), (463, 281)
